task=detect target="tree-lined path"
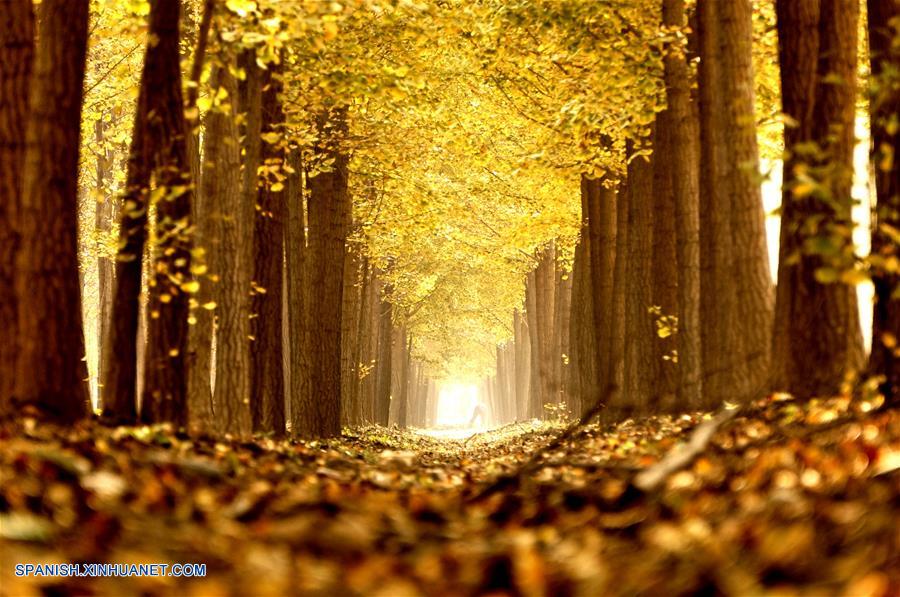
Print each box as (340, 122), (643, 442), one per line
(1, 0), (899, 594)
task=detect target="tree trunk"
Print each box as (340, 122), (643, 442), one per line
(184, 1), (215, 434)
(356, 259), (377, 423)
(867, 0), (900, 404)
(296, 109), (351, 438)
(698, 0), (774, 407)
(535, 243), (557, 416)
(525, 271), (542, 418)
(697, 0), (734, 407)
(206, 62), (253, 437)
(250, 60), (286, 435)
(609, 170), (629, 397)
(772, 0), (865, 398)
(340, 246), (362, 426)
(651, 111), (680, 409)
(397, 330), (411, 428)
(14, 0), (90, 420)
(94, 118), (117, 410)
(374, 279), (393, 426)
(553, 263), (572, 410)
(0, 0), (34, 409)
(570, 181), (599, 416)
(513, 309), (531, 421)
(663, 0), (703, 408)
(624, 139), (659, 414)
(586, 176), (618, 395)
(286, 147), (308, 434)
(140, 0), (195, 426)
(103, 8), (160, 423)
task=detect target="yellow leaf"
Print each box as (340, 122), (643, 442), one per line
(261, 132), (281, 144)
(225, 0), (256, 17)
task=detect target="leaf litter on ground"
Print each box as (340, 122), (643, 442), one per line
(0, 391), (898, 596)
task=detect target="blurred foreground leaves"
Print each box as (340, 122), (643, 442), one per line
(1, 392), (898, 596)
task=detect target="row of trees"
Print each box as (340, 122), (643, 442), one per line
(483, 0), (899, 423)
(1, 0), (897, 437)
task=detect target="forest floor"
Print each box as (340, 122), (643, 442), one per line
(1, 393), (899, 597)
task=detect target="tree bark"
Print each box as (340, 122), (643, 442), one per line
(0, 0), (34, 409)
(397, 329), (411, 428)
(340, 246), (362, 426)
(374, 279), (393, 426)
(698, 0), (774, 407)
(697, 0), (733, 407)
(772, 0), (865, 398)
(286, 147), (308, 433)
(14, 0), (90, 420)
(553, 262), (572, 410)
(356, 258), (377, 423)
(250, 60), (286, 435)
(525, 271), (542, 418)
(94, 118), (117, 411)
(535, 243), (557, 416)
(663, 0), (703, 408)
(651, 111), (680, 409)
(184, 0), (215, 433)
(586, 176), (618, 395)
(867, 0), (900, 404)
(205, 63), (253, 437)
(140, 0), (195, 426)
(624, 139), (660, 414)
(609, 169), (629, 397)
(295, 109), (351, 438)
(570, 181), (599, 416)
(513, 309), (531, 421)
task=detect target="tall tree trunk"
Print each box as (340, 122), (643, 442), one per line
(698, 0), (774, 407)
(250, 60), (286, 435)
(496, 344), (507, 422)
(697, 0), (733, 407)
(140, 0), (195, 426)
(663, 0), (703, 408)
(553, 263), (572, 409)
(94, 118), (117, 410)
(867, 0), (900, 404)
(624, 139), (659, 414)
(103, 14), (156, 423)
(0, 0), (34, 410)
(609, 171), (629, 398)
(286, 148), (309, 433)
(184, 0), (215, 433)
(651, 111), (680, 409)
(570, 181), (599, 416)
(207, 62), (253, 437)
(296, 109), (351, 438)
(586, 176), (618, 395)
(340, 246), (362, 426)
(374, 279), (393, 425)
(14, 0), (90, 420)
(525, 271), (542, 418)
(772, 0), (865, 398)
(356, 258), (377, 423)
(722, 0), (774, 401)
(397, 330), (411, 428)
(535, 243), (557, 416)
(513, 309), (531, 420)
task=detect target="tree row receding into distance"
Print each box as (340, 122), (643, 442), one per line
(0, 0), (898, 438)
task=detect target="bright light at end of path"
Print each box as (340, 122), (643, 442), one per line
(435, 383), (480, 428)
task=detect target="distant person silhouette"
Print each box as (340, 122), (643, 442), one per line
(468, 402), (486, 427)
